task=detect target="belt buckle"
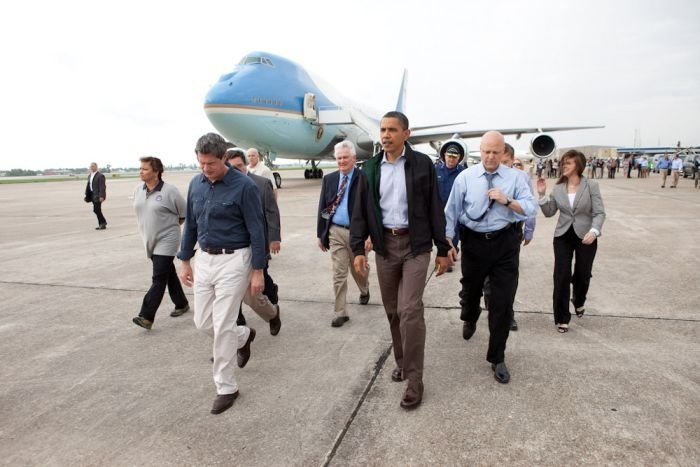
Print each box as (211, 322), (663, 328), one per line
(485, 232), (494, 240)
(391, 228), (400, 236)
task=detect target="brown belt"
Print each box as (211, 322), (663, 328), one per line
(383, 227), (409, 236)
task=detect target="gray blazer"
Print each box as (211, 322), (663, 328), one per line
(539, 177), (605, 238)
(249, 172), (281, 246)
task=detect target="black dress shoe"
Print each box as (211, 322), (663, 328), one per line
(400, 380), (424, 409)
(331, 316), (350, 327)
(211, 391), (239, 414)
(391, 367), (404, 382)
(359, 292), (370, 305)
(170, 304), (190, 317)
(237, 328), (255, 368)
(269, 304), (281, 336)
(462, 321), (476, 340)
(510, 318), (518, 331)
(491, 362), (510, 384)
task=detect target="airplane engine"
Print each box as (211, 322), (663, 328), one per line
(439, 139), (468, 164)
(530, 133), (556, 159)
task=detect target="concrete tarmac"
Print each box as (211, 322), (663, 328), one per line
(0, 169), (698, 466)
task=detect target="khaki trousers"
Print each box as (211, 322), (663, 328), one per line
(375, 233), (430, 383)
(661, 169), (668, 187)
(330, 225), (369, 317)
(671, 171), (680, 187)
(193, 248), (252, 395)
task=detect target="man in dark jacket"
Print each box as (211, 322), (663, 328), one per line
(85, 162), (107, 229)
(317, 140), (370, 328)
(350, 111), (451, 409)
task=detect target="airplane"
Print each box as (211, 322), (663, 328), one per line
(203, 51), (603, 187)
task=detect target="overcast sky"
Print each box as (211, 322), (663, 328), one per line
(1, 0), (698, 170)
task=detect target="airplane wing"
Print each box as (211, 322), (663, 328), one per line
(408, 126), (604, 145)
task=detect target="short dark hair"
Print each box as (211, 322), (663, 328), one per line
(382, 111), (409, 130)
(557, 149), (586, 184)
(195, 133), (228, 159)
(504, 143), (515, 159)
(225, 147), (247, 165)
(140, 156), (164, 180)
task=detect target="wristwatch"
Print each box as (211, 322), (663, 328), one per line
(505, 197), (512, 207)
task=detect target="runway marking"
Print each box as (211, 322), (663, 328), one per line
(321, 344), (392, 467)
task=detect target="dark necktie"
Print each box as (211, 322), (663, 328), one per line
(323, 174), (348, 217)
(467, 172), (495, 222)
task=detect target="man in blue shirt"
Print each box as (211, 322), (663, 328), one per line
(317, 140), (370, 328)
(445, 131), (536, 384)
(482, 144), (537, 333)
(656, 154), (671, 188)
(436, 146), (466, 272)
(178, 133), (266, 415)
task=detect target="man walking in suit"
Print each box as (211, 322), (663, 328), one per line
(444, 131), (536, 384)
(317, 140), (370, 328)
(225, 148), (282, 336)
(351, 111), (451, 409)
(85, 162), (107, 229)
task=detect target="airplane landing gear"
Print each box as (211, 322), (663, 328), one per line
(304, 162), (323, 179)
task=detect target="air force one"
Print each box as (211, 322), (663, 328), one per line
(204, 51), (603, 187)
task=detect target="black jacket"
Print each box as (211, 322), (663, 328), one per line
(317, 168), (364, 249)
(85, 171), (106, 202)
(350, 144), (449, 258)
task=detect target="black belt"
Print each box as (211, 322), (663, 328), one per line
(201, 247), (241, 255)
(384, 227), (409, 236)
(331, 223), (350, 229)
(461, 224), (514, 240)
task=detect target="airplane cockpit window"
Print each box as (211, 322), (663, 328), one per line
(238, 55), (274, 67)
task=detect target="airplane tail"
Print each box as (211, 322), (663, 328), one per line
(395, 69), (408, 113)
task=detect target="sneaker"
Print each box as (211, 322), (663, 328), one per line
(170, 304), (190, 317)
(132, 316), (153, 330)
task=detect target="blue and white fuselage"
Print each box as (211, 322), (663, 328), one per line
(204, 52), (378, 163)
(204, 51), (603, 184)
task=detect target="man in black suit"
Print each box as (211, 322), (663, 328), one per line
(317, 140), (370, 328)
(85, 162), (107, 229)
(225, 148), (282, 336)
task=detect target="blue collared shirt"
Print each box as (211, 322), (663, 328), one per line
(515, 169), (537, 241)
(656, 157), (671, 170)
(445, 163), (536, 237)
(178, 167), (266, 269)
(331, 168), (354, 226)
(379, 151), (409, 228)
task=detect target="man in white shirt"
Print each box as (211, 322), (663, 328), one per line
(247, 148), (277, 198)
(670, 154), (683, 188)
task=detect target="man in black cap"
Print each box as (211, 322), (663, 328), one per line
(436, 146), (466, 272)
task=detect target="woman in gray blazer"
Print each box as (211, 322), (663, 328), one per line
(536, 150), (606, 333)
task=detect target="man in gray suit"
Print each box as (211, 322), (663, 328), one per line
(85, 162), (107, 229)
(225, 148), (282, 335)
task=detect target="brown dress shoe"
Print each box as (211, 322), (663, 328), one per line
(269, 304), (281, 336)
(237, 328), (256, 368)
(391, 367), (404, 382)
(211, 391), (239, 414)
(400, 380), (424, 409)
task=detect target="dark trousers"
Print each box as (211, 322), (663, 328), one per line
(552, 226), (598, 325)
(139, 255), (189, 322)
(92, 199), (107, 226)
(459, 225), (519, 364)
(375, 234), (430, 384)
